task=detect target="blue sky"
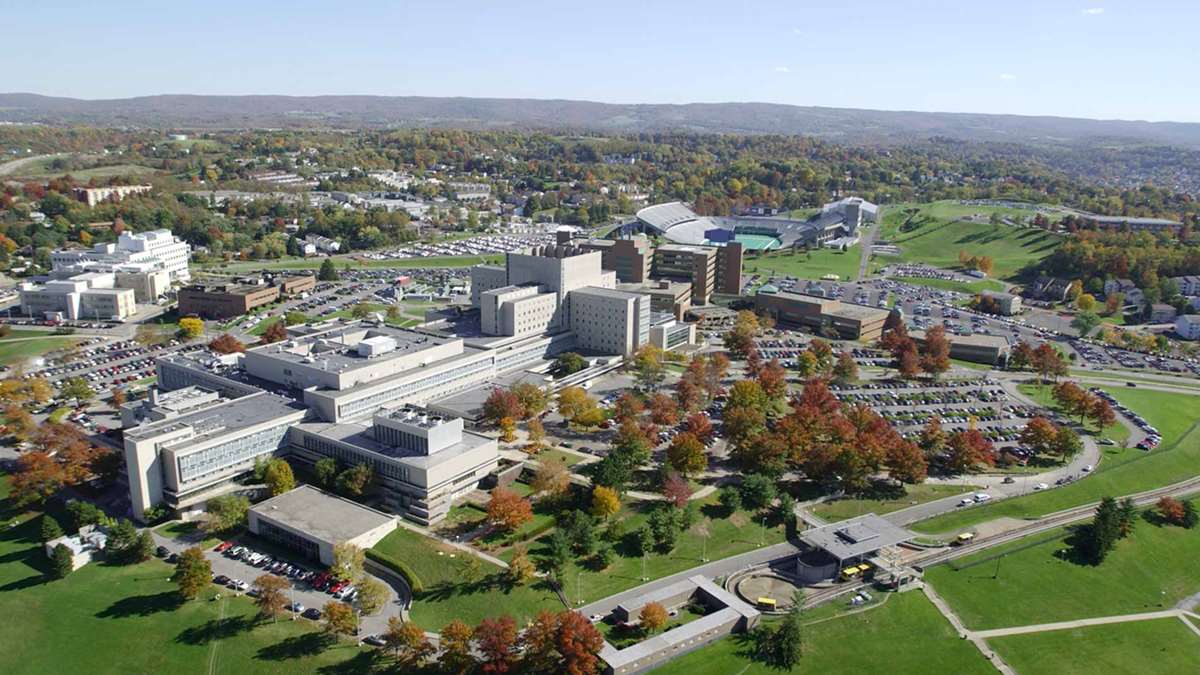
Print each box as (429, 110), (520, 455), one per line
(3, 1), (1196, 122)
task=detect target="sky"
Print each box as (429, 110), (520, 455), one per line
(3, 0), (1197, 122)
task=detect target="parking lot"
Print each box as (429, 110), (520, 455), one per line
(359, 233), (554, 261)
(153, 531), (405, 640)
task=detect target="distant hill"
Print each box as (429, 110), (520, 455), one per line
(3, 92), (1200, 148)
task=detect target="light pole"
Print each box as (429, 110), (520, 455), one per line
(577, 570), (582, 606)
(641, 554), (648, 582)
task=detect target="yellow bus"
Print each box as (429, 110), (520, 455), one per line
(955, 532), (976, 545)
(839, 564), (870, 581)
(756, 597), (777, 609)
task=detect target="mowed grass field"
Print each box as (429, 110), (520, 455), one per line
(925, 514), (1200, 630)
(811, 483), (977, 522)
(0, 475), (375, 675)
(0, 330), (83, 366)
(744, 245), (861, 281)
(890, 276), (1006, 295)
(913, 387), (1200, 536)
(370, 527), (562, 630)
(879, 201), (1062, 280)
(988, 619), (1200, 675)
(649, 591), (992, 675)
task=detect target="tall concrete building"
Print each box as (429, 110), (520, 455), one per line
(569, 286), (651, 357)
(19, 271), (138, 321)
(654, 244), (717, 305)
(51, 229), (191, 283)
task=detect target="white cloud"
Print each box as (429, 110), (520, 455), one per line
(999, 73), (1017, 80)
(1082, 7), (1104, 14)
(774, 66), (791, 73)
(792, 28), (804, 35)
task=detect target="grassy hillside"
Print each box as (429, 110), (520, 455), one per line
(879, 201), (1062, 280)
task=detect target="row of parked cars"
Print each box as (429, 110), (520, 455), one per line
(1090, 388), (1161, 450)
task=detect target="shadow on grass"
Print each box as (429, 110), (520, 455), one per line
(175, 614), (256, 645)
(96, 590), (185, 618)
(419, 571), (557, 604)
(256, 631), (335, 661)
(316, 648), (388, 675)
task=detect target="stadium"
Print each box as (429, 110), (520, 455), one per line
(634, 197), (876, 250)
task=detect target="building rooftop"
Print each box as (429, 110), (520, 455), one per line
(251, 324), (455, 372)
(124, 391), (306, 445)
(799, 513), (913, 561)
(292, 418), (492, 468)
(569, 286), (644, 301)
(250, 485), (395, 544)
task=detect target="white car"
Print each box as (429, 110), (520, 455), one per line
(959, 498), (974, 507)
(1082, 465), (1093, 473)
(973, 493), (992, 503)
(1034, 483), (1049, 491)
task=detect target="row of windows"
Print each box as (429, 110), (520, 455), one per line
(175, 422), (291, 483)
(336, 356), (494, 419)
(257, 521), (320, 560)
(302, 434), (410, 481)
(375, 425), (428, 454)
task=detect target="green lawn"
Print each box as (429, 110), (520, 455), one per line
(649, 591), (992, 675)
(913, 387), (1200, 535)
(0, 331), (83, 366)
(538, 447), (585, 468)
(537, 496), (787, 606)
(811, 483), (977, 522)
(600, 604), (708, 648)
(879, 201), (1062, 280)
(156, 520), (220, 549)
(1018, 383), (1131, 444)
(892, 276), (1006, 295)
(743, 245), (861, 282)
(988, 619), (1200, 675)
(370, 527), (561, 631)
(926, 515), (1200, 630)
(200, 253), (504, 273)
(0, 475), (376, 675)
(248, 316), (282, 336)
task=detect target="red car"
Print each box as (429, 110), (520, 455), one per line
(214, 541), (234, 553)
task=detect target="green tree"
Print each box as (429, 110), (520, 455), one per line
(61, 377), (93, 404)
(1080, 496), (1121, 564)
(314, 457), (338, 488)
(107, 518), (139, 560)
(263, 458), (295, 496)
(52, 543), (74, 579)
(337, 463), (373, 497)
(1071, 311), (1101, 337)
(718, 485), (743, 513)
(553, 352), (587, 376)
(134, 530), (155, 562)
(285, 310), (308, 326)
(331, 542), (365, 582)
(172, 546), (212, 599)
(758, 606), (804, 668)
(1183, 500), (1199, 529)
(355, 577), (388, 615)
(318, 258), (339, 281)
(40, 515), (64, 542)
(740, 473), (777, 511)
(204, 494), (249, 534)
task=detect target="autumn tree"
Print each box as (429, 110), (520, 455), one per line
(511, 382), (549, 418)
(1090, 397), (1116, 430)
(942, 429), (996, 474)
(483, 388), (523, 426)
(832, 352), (859, 382)
(356, 577), (388, 615)
(322, 601), (357, 639)
(109, 386), (127, 408)
(508, 544), (536, 585)
(556, 610), (605, 675)
(178, 316), (204, 339)
(648, 392), (679, 426)
(260, 320), (288, 344)
(1020, 417), (1060, 454)
(683, 412), (714, 444)
(10, 451), (65, 507)
(612, 391), (644, 423)
(640, 602), (668, 633)
(632, 344), (666, 390)
(440, 619), (478, 674)
(208, 333), (245, 354)
(172, 546), (212, 600)
(661, 471), (693, 508)
(919, 326), (951, 378)
(253, 574), (290, 621)
(590, 485), (621, 519)
(557, 386), (596, 423)
(499, 417), (517, 443)
(1158, 496), (1186, 526)
(384, 617), (433, 667)
(758, 358), (788, 400)
(532, 458), (571, 499)
(476, 615), (519, 674)
(667, 432), (707, 477)
(723, 310), (760, 358)
(525, 417), (547, 453)
(331, 542), (365, 582)
(487, 487), (533, 532)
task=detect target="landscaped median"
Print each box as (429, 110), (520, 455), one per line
(912, 387), (1200, 536)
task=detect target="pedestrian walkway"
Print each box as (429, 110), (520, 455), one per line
(973, 609), (1194, 639)
(921, 583), (1016, 675)
(393, 518), (510, 569)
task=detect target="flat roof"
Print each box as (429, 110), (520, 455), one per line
(292, 418), (493, 469)
(799, 513), (912, 561)
(250, 323), (455, 371)
(250, 485), (394, 544)
(124, 391), (307, 444)
(570, 286), (643, 301)
(912, 330), (1010, 350)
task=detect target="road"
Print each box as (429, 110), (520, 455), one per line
(0, 152), (66, 176)
(855, 221), (878, 281)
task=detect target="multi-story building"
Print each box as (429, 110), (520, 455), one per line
(1149, 303), (1177, 323)
(755, 290), (890, 341)
(568, 286), (650, 357)
(619, 280), (692, 320)
(911, 331), (1011, 365)
(123, 390), (308, 520)
(1172, 275), (1200, 296)
(575, 235), (653, 283)
(979, 290), (1022, 316)
(289, 406), (499, 524)
(51, 229), (191, 283)
(178, 283), (280, 319)
(73, 184), (152, 207)
(654, 244), (717, 305)
(1104, 278), (1145, 308)
(19, 272), (137, 320)
(1176, 315), (1200, 340)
